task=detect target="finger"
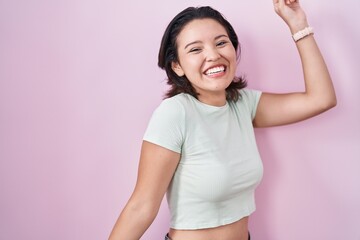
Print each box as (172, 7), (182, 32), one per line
(274, 0), (285, 11)
(277, 0), (285, 7)
(288, 0), (298, 4)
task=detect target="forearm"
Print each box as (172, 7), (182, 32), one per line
(254, 1), (337, 128)
(108, 200), (159, 240)
(295, 34), (337, 109)
(282, 3), (337, 111)
(109, 142), (180, 240)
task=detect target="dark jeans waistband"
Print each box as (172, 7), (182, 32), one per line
(165, 232), (251, 240)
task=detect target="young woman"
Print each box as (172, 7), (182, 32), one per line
(109, 1), (336, 239)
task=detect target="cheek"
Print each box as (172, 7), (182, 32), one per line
(183, 58), (203, 74)
(228, 49), (237, 61)
(228, 53), (237, 70)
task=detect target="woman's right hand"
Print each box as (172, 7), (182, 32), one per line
(272, 0), (308, 33)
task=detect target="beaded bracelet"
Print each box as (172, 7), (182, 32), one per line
(292, 26), (314, 42)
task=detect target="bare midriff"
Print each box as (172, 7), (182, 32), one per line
(168, 216), (249, 240)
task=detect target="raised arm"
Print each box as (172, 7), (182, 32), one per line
(109, 141), (180, 240)
(253, 0), (337, 128)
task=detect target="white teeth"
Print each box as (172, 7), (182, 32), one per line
(205, 66), (225, 75)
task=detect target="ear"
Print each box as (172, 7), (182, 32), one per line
(171, 61), (185, 77)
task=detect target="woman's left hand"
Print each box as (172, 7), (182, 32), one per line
(273, 0), (308, 33)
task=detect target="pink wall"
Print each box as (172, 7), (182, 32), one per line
(0, 0), (359, 239)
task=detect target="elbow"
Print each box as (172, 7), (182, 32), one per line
(126, 199), (160, 222)
(318, 95), (337, 113)
(108, 200), (160, 240)
(329, 97), (337, 109)
(327, 92), (337, 109)
(326, 86), (338, 110)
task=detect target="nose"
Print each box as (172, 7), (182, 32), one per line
(205, 47), (220, 62)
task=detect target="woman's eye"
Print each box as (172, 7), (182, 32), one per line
(217, 41), (228, 46)
(189, 48), (201, 53)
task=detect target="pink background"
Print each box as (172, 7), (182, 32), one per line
(1, 0), (359, 239)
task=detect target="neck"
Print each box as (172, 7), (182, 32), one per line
(197, 92), (227, 107)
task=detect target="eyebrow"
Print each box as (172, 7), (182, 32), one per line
(184, 34), (229, 50)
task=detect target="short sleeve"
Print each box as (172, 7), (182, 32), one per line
(143, 98), (185, 153)
(239, 89), (262, 120)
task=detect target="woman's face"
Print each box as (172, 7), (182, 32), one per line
(172, 18), (237, 103)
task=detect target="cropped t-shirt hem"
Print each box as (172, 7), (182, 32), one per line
(169, 208), (256, 230)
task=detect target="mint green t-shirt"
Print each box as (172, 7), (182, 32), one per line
(143, 89), (263, 230)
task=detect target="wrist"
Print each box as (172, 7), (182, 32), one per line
(292, 26), (314, 42)
(289, 20), (309, 34)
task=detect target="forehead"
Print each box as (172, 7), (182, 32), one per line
(176, 18), (228, 46)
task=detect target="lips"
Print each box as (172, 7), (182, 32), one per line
(204, 65), (226, 76)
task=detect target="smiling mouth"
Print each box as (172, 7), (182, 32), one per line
(204, 65), (226, 76)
